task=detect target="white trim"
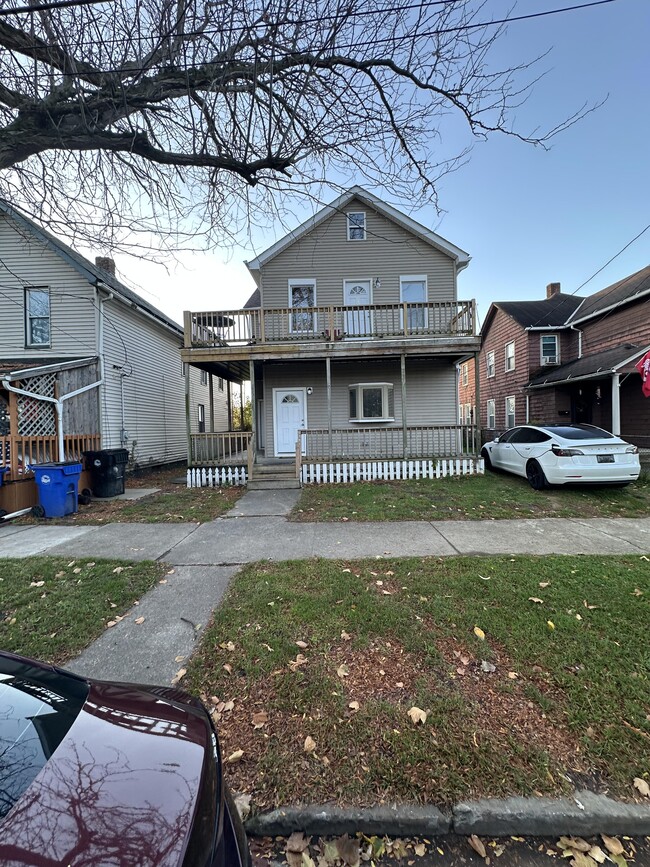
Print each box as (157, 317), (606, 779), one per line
(486, 398), (495, 429)
(505, 340), (515, 372)
(288, 278), (317, 333)
(25, 286), (51, 348)
(348, 381), (393, 422)
(346, 210), (366, 241)
(505, 395), (516, 428)
(273, 387), (307, 457)
(400, 274), (428, 330)
(245, 186), (470, 274)
(486, 350), (495, 378)
(343, 278), (373, 337)
(566, 286), (650, 326)
(540, 333), (559, 365)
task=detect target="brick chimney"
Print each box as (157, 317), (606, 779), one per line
(95, 256), (116, 276)
(546, 282), (561, 298)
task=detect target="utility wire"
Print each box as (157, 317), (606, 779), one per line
(0, 0), (113, 17)
(0, 0), (624, 74)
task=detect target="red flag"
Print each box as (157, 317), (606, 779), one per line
(636, 349), (650, 398)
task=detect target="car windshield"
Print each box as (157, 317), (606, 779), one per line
(543, 425), (615, 440)
(0, 659), (88, 821)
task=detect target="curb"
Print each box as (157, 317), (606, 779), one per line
(245, 792), (650, 839)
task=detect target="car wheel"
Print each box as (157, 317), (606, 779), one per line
(526, 460), (547, 491)
(223, 782), (253, 867)
(481, 448), (494, 472)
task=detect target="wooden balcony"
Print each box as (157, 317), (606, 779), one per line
(183, 301), (478, 362)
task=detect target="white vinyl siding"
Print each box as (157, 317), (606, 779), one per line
(259, 197), (456, 310)
(261, 358), (457, 456)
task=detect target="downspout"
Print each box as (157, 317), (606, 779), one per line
(611, 373), (621, 436)
(2, 378), (104, 463)
(570, 324), (583, 359)
(96, 287), (114, 446)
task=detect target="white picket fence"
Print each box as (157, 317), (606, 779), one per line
(187, 466), (248, 488)
(301, 457), (484, 484)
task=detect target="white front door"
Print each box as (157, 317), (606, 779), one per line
(274, 388), (307, 456)
(344, 280), (372, 336)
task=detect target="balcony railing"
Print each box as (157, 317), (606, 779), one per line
(185, 300), (476, 348)
(298, 425), (478, 461)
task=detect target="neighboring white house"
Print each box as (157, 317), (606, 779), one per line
(0, 200), (233, 510)
(181, 186), (481, 485)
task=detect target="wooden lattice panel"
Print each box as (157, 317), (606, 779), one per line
(17, 373), (56, 436)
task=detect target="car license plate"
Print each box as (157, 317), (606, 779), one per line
(597, 454), (615, 463)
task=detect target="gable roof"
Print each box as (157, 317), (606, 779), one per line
(481, 293), (583, 334)
(566, 264), (650, 325)
(245, 186), (470, 280)
(0, 201), (182, 337)
(527, 343), (647, 388)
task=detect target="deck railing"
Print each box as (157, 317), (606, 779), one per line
(185, 300), (476, 347)
(189, 431), (252, 470)
(298, 425), (478, 461)
(0, 434), (101, 482)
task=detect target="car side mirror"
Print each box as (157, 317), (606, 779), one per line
(493, 437), (500, 443)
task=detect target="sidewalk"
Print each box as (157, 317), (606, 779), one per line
(2, 487), (649, 686)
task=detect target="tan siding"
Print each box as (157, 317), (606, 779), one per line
(261, 358), (457, 455)
(260, 198), (456, 309)
(0, 215), (97, 358)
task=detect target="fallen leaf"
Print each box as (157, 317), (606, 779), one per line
(30, 581), (45, 587)
(583, 600), (598, 610)
(547, 620), (555, 630)
(223, 699), (235, 712)
(528, 597), (543, 604)
(336, 834), (360, 867)
(414, 843), (426, 857)
(348, 701), (360, 711)
(569, 853), (598, 867)
(288, 654), (308, 672)
(632, 588), (643, 596)
(468, 835), (486, 858)
(73, 567), (82, 574)
(456, 666), (466, 676)
(171, 667), (187, 685)
(481, 660), (496, 673)
(558, 837), (591, 853)
(507, 671), (518, 679)
(601, 835), (625, 856)
(222, 663), (232, 674)
(633, 777), (650, 797)
(303, 735), (316, 753)
(295, 640), (309, 649)
(175, 655), (185, 663)
(407, 706), (428, 724)
(134, 616), (145, 624)
(337, 663), (350, 678)
(587, 846), (607, 864)
(286, 832), (310, 854)
(106, 620), (117, 628)
(341, 568), (352, 573)
(473, 626), (485, 640)
(54, 571), (65, 578)
(341, 631), (352, 641)
(226, 749), (244, 763)
(478, 574), (491, 581)
(234, 793), (251, 822)
(539, 581), (550, 588)
(252, 711), (268, 728)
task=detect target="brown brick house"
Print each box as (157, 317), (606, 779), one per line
(477, 266), (650, 448)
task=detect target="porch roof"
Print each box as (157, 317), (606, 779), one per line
(526, 344), (647, 389)
(0, 357), (97, 382)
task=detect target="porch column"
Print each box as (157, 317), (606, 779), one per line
(249, 360), (256, 460)
(326, 356), (332, 459)
(473, 351), (480, 454)
(611, 373), (621, 436)
(209, 374), (215, 432)
(401, 354), (408, 458)
(184, 364), (192, 466)
(227, 379), (232, 430)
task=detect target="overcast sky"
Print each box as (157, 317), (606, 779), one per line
(101, 0), (649, 329)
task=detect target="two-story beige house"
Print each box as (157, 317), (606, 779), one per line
(182, 187), (481, 486)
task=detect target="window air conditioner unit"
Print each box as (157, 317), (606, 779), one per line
(541, 356), (558, 365)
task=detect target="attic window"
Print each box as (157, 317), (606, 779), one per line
(347, 212), (366, 241)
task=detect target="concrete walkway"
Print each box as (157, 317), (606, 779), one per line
(2, 487), (649, 685)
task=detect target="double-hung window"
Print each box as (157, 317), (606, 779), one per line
(289, 280), (316, 333)
(461, 363), (469, 387)
(486, 399), (495, 429)
(200, 369), (208, 385)
(505, 341), (515, 372)
(347, 212), (366, 241)
(349, 383), (394, 422)
(486, 351), (495, 378)
(25, 288), (50, 347)
(198, 403), (205, 433)
(505, 396), (516, 428)
(400, 275), (427, 330)
(541, 334), (559, 364)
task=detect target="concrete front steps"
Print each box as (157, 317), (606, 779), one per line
(248, 462), (301, 490)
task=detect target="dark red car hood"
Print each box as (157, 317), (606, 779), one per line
(0, 680), (209, 866)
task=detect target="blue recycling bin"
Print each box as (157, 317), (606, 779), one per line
(33, 462), (83, 518)
(0, 466), (8, 487)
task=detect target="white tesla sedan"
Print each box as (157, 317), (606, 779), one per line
(481, 423), (641, 490)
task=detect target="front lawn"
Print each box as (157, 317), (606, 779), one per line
(0, 557), (165, 663)
(291, 472), (650, 521)
(186, 555), (650, 809)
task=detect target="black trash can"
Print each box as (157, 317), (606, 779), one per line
(83, 448), (129, 498)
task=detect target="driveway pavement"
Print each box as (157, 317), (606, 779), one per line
(3, 488), (650, 685)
